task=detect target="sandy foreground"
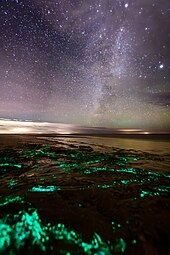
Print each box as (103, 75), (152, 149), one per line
(0, 134), (170, 255)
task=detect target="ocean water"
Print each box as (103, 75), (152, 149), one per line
(45, 135), (170, 154)
(38, 135), (170, 173)
(0, 134), (170, 254)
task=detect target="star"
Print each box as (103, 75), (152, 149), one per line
(159, 64), (164, 69)
(0, 0), (169, 131)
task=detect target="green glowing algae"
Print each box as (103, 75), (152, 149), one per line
(132, 239), (137, 244)
(0, 223), (11, 252)
(30, 185), (61, 192)
(0, 210), (112, 254)
(0, 163), (22, 168)
(98, 184), (113, 189)
(140, 185), (170, 198)
(0, 196), (25, 207)
(140, 190), (155, 198)
(83, 167), (108, 174)
(8, 179), (17, 189)
(0, 142), (169, 254)
(114, 238), (127, 253)
(133, 157), (138, 161)
(0, 159), (23, 174)
(21, 147), (59, 160)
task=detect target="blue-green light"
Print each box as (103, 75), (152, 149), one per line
(29, 185), (61, 192)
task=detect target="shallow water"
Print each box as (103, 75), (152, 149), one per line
(39, 135), (170, 173)
(42, 136), (170, 154)
(0, 135), (170, 255)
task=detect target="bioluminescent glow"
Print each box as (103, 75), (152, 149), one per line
(0, 209), (114, 254)
(0, 137), (169, 254)
(0, 195), (25, 207)
(30, 185), (61, 192)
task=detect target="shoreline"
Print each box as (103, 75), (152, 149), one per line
(0, 133), (170, 140)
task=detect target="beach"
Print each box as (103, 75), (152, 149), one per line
(0, 134), (170, 254)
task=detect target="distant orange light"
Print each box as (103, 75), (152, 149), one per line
(119, 129), (143, 132)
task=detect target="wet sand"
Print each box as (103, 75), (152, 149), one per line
(0, 134), (170, 255)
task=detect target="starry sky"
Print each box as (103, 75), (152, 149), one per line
(0, 0), (170, 132)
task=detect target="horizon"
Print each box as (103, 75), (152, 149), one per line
(0, 118), (169, 135)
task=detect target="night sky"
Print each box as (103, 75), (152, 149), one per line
(0, 0), (170, 131)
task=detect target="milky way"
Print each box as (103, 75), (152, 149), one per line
(0, 0), (170, 131)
